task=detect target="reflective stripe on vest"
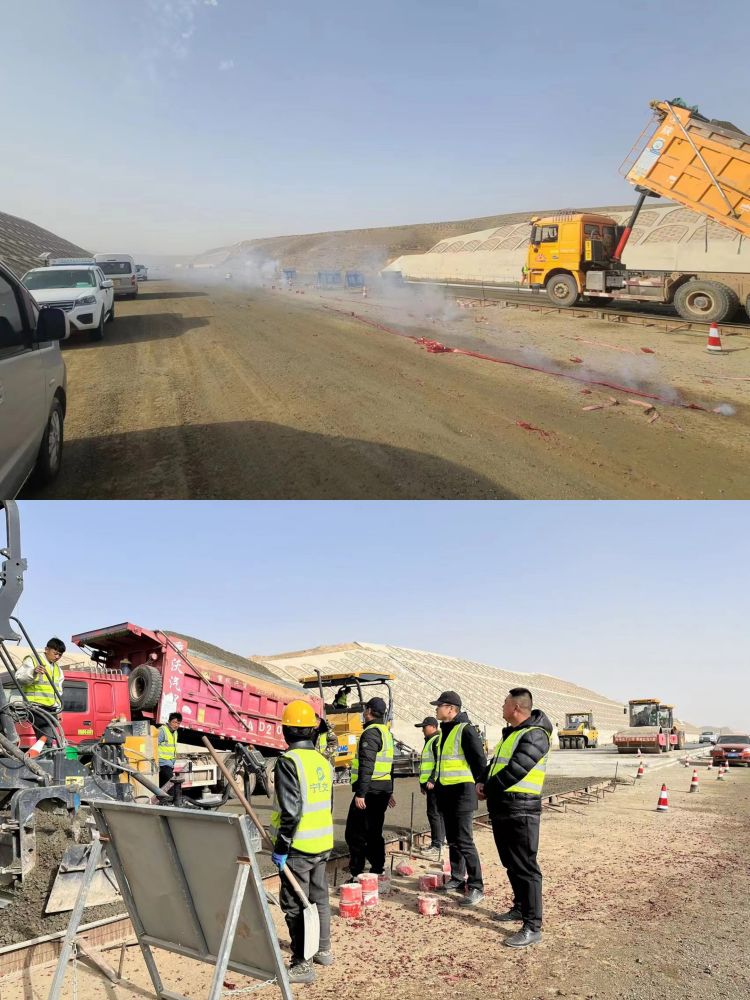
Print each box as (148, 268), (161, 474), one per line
(158, 725), (177, 764)
(23, 655), (64, 708)
(270, 749), (334, 854)
(351, 724), (394, 785)
(436, 723), (474, 785)
(419, 733), (439, 784)
(488, 726), (550, 795)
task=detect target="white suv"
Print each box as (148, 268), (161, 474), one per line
(22, 262), (114, 342)
(0, 261), (68, 497)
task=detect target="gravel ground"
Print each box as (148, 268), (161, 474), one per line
(24, 281), (750, 499)
(6, 763), (748, 999)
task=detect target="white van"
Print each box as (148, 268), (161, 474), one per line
(94, 253), (138, 299)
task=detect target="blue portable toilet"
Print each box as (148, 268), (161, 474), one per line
(345, 271), (365, 288)
(282, 268), (297, 281)
(317, 271), (343, 288)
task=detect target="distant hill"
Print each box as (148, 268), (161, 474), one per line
(0, 210), (90, 277)
(191, 205), (632, 275)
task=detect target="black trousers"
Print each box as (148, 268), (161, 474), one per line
(28, 707), (60, 746)
(440, 808), (483, 891)
(345, 791), (390, 876)
(424, 787), (446, 848)
(280, 851), (331, 963)
(158, 765), (174, 788)
(490, 810), (542, 931)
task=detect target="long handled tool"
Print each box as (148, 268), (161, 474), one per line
(202, 737), (320, 960)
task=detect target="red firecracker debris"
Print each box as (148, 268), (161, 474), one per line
(516, 421), (551, 439)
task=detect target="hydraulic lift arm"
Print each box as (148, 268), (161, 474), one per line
(0, 501), (26, 643)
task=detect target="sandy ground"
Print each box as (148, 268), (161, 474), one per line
(4, 761), (748, 1000)
(24, 281), (750, 500)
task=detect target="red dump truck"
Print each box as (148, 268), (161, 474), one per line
(10, 622), (323, 802)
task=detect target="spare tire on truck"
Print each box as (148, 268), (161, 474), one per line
(128, 665), (163, 711)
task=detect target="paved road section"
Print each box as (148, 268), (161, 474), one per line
(26, 281), (750, 499)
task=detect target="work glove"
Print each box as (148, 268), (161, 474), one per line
(271, 852), (288, 871)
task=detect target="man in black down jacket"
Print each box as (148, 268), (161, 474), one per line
(479, 687), (552, 948)
(427, 690), (487, 906)
(344, 697), (395, 877)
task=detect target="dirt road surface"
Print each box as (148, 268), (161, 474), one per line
(25, 281), (750, 499)
(7, 763), (748, 1000)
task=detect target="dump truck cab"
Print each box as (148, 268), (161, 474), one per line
(300, 670), (395, 775)
(526, 212), (621, 305)
(558, 710), (598, 749)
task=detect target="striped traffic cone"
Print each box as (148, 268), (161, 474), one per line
(656, 784), (669, 811)
(706, 322), (723, 353)
(717, 766), (724, 781)
(26, 735), (47, 759)
(636, 762), (645, 779)
(689, 769), (699, 793)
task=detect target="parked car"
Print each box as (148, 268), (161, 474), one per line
(0, 260), (68, 497)
(699, 730), (719, 744)
(135, 264), (148, 281)
(710, 734), (750, 766)
(22, 264), (114, 342)
(94, 254), (138, 299)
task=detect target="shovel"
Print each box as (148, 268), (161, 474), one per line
(202, 737), (320, 961)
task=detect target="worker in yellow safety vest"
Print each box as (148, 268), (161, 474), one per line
(18, 637), (66, 747)
(157, 712), (182, 788)
(479, 686), (552, 949)
(344, 696), (395, 880)
(415, 715), (445, 858)
(427, 690), (486, 906)
(270, 699), (335, 986)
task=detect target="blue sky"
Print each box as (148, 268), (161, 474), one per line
(11, 501), (749, 729)
(2, 0), (748, 254)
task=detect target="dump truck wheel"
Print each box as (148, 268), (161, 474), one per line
(546, 273), (579, 307)
(128, 665), (163, 710)
(673, 281), (739, 323)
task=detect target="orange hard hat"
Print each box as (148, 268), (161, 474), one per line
(282, 700), (316, 727)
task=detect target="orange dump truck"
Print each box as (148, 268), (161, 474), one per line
(528, 100), (750, 322)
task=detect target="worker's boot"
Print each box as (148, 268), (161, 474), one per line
(459, 888), (485, 907)
(504, 927), (542, 948)
(288, 960), (316, 984)
(493, 907), (522, 922)
(438, 878), (466, 893)
(313, 949), (334, 966)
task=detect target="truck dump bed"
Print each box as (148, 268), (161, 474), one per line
(625, 100), (750, 239)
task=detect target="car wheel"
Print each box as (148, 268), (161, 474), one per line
(107, 301), (115, 323)
(90, 309), (105, 342)
(31, 398), (64, 486)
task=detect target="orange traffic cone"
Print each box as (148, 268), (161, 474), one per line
(706, 322), (723, 353)
(26, 735), (47, 759)
(689, 769), (699, 793)
(362, 286), (368, 299)
(717, 766), (724, 780)
(656, 784), (669, 811)
(707, 760), (713, 771)
(636, 762), (645, 779)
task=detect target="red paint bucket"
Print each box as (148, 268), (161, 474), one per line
(418, 894), (440, 916)
(357, 873), (379, 907)
(339, 882), (362, 904)
(340, 900), (362, 919)
(418, 874), (441, 892)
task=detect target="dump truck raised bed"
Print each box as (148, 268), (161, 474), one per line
(558, 711), (598, 749)
(528, 99), (750, 322)
(613, 698), (686, 754)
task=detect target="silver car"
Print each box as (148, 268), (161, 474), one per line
(0, 261), (68, 497)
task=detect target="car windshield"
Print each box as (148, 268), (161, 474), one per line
(23, 269), (96, 290)
(717, 735), (750, 744)
(98, 261), (132, 275)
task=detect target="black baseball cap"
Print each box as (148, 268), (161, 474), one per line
(430, 690), (461, 708)
(366, 696), (387, 715)
(415, 716), (439, 728)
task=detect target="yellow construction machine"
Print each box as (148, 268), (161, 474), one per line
(558, 711), (598, 749)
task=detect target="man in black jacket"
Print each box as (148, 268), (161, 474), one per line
(427, 690), (486, 906)
(479, 687), (552, 948)
(344, 697), (396, 877)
